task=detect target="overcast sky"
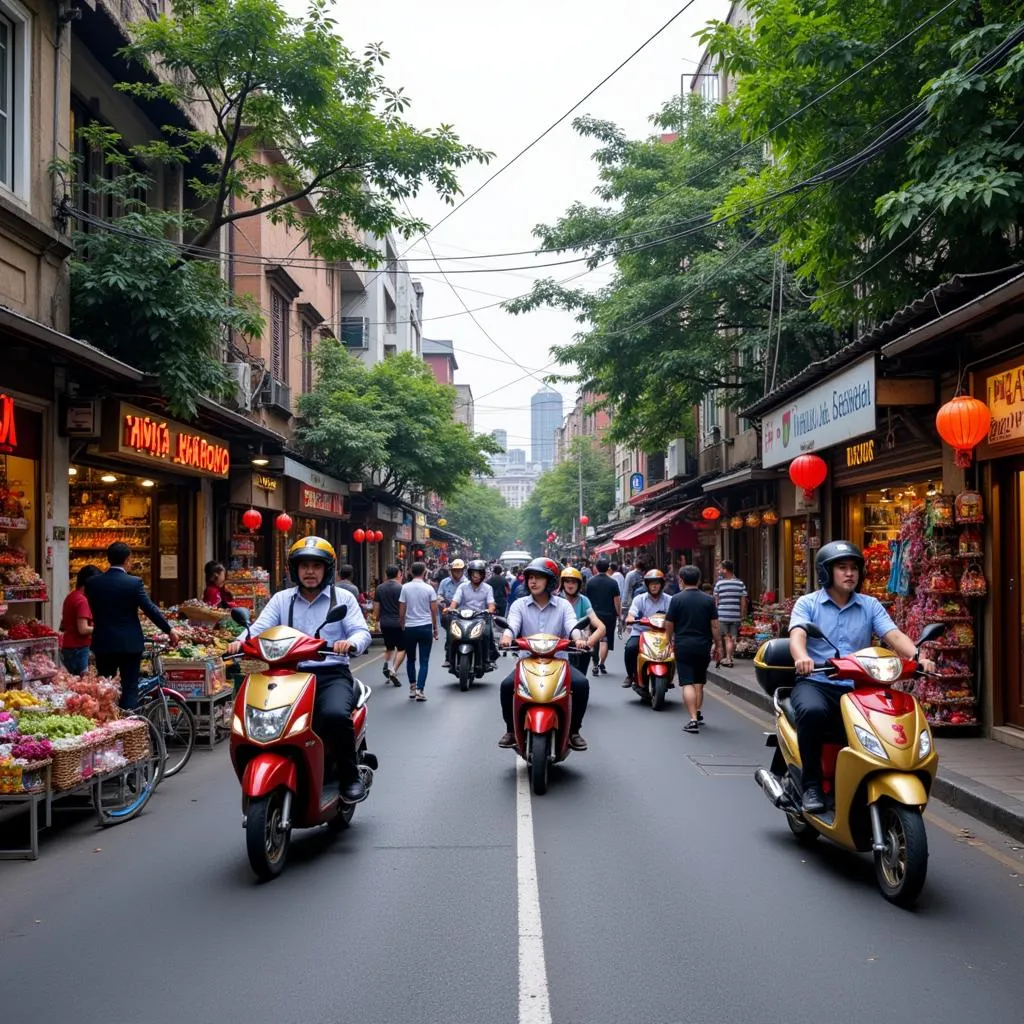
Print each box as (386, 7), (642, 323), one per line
(286, 0), (718, 458)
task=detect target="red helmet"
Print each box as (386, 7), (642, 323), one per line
(523, 557), (561, 592)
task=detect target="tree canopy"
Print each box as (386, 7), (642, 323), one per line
(113, 0), (492, 258)
(517, 438), (615, 552)
(295, 345), (499, 500)
(505, 99), (835, 449)
(438, 482), (517, 557)
(700, 0), (1024, 326)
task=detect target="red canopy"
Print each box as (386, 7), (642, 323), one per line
(593, 541), (619, 555)
(611, 507), (680, 548)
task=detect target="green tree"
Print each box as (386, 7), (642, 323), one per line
(439, 483), (517, 556)
(295, 344), (499, 500)
(110, 0), (491, 258)
(68, 170), (263, 419)
(519, 438), (615, 549)
(505, 99), (835, 449)
(701, 0), (1024, 327)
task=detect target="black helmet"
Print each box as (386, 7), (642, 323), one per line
(288, 536), (337, 588)
(523, 556), (560, 592)
(468, 558), (487, 579)
(815, 540), (864, 590)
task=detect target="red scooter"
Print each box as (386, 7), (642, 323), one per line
(495, 614), (589, 795)
(227, 606), (377, 880)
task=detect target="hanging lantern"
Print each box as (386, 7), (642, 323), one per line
(274, 512), (292, 533)
(376, 530), (385, 543)
(788, 453), (828, 501)
(745, 512), (762, 528)
(438, 518), (448, 527)
(352, 528), (366, 543)
(701, 506), (721, 521)
(762, 508), (779, 526)
(729, 515), (744, 530)
(241, 508), (262, 531)
(579, 514), (590, 526)
(935, 395), (991, 468)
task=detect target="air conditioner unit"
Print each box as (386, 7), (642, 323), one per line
(340, 316), (370, 350)
(701, 425), (721, 450)
(666, 438), (690, 479)
(224, 362), (252, 411)
(258, 376), (292, 415)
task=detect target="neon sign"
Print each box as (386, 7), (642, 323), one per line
(0, 394), (17, 454)
(117, 405), (230, 478)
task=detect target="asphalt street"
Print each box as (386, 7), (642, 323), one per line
(2, 640), (1024, 1024)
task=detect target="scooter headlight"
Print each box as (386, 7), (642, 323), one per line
(856, 655), (903, 683)
(918, 729), (932, 758)
(245, 705), (291, 742)
(527, 637), (559, 656)
(450, 621), (463, 639)
(854, 724), (889, 761)
(469, 622), (484, 639)
(258, 635), (297, 662)
(460, 608), (475, 619)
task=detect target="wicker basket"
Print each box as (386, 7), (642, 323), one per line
(181, 605), (230, 623)
(51, 740), (94, 791)
(120, 719), (151, 762)
(19, 759), (50, 793)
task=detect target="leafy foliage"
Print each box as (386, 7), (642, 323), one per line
(67, 169), (263, 419)
(112, 0), (492, 257)
(295, 345), (499, 500)
(517, 438), (615, 552)
(438, 483), (517, 557)
(701, 0), (1024, 326)
(505, 99), (836, 448)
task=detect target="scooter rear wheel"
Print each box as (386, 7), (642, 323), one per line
(650, 675), (667, 710)
(874, 802), (928, 907)
(459, 654), (472, 691)
(246, 789), (291, 881)
(530, 731), (550, 796)
(786, 812), (820, 846)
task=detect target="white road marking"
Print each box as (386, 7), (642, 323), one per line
(516, 760), (553, 1024)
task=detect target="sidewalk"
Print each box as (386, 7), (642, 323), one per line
(707, 660), (1024, 843)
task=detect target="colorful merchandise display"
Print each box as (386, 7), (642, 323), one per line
(226, 533), (270, 615)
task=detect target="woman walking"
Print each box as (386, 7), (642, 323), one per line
(398, 561), (439, 701)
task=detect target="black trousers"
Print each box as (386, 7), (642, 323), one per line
(624, 636), (641, 682)
(500, 665), (590, 734)
(789, 678), (845, 789)
(95, 651), (143, 711)
(311, 665), (359, 784)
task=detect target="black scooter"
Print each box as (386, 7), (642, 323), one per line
(446, 608), (495, 691)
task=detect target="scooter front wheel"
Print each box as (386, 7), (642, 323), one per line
(874, 802), (928, 907)
(529, 731), (550, 795)
(650, 674), (667, 710)
(246, 788), (292, 881)
(459, 654), (472, 691)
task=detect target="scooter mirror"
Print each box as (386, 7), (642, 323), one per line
(800, 623), (826, 640)
(230, 607), (249, 627)
(916, 622), (946, 646)
(574, 617), (591, 633)
(494, 616), (509, 631)
(315, 604), (348, 637)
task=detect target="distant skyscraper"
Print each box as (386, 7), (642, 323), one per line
(491, 428), (508, 452)
(530, 388), (563, 471)
(507, 448), (527, 466)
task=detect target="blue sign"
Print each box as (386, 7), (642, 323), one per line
(629, 473), (645, 494)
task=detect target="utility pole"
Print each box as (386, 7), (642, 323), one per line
(577, 440), (585, 556)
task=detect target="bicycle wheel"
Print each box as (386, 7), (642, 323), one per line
(144, 693), (196, 778)
(95, 717), (165, 825)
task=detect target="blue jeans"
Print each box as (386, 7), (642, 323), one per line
(61, 647), (90, 675)
(403, 625), (433, 690)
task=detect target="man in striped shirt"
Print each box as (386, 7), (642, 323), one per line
(712, 560), (748, 668)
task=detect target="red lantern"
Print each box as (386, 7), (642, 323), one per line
(376, 530), (385, 543)
(701, 506), (721, 521)
(579, 514), (590, 526)
(352, 528), (366, 544)
(788, 453), (828, 501)
(274, 512), (292, 533)
(935, 395), (991, 468)
(241, 508), (262, 531)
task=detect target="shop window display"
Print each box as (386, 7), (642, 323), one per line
(227, 512), (270, 615)
(0, 454), (46, 603)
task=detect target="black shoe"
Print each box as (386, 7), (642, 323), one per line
(683, 719), (700, 734)
(801, 785), (825, 814)
(442, 660), (450, 668)
(697, 710), (704, 723)
(598, 665), (608, 675)
(592, 666), (600, 676)
(342, 779), (366, 804)
(498, 731), (516, 748)
(621, 677), (633, 688)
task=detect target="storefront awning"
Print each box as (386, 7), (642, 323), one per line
(702, 467), (780, 493)
(593, 541), (619, 555)
(612, 507), (680, 548)
(628, 478), (677, 506)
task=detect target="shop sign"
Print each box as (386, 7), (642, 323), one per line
(280, 456), (348, 496)
(298, 484), (347, 518)
(0, 394), (17, 453)
(256, 473), (277, 493)
(984, 361), (1024, 447)
(761, 356), (876, 468)
(845, 438), (876, 467)
(104, 402), (231, 478)
(630, 472), (645, 494)
(396, 513), (413, 543)
(375, 502), (403, 524)
(64, 399), (100, 438)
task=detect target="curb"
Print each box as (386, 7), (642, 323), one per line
(706, 666), (1024, 844)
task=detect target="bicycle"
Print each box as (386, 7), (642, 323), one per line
(138, 643), (197, 779)
(93, 712), (165, 825)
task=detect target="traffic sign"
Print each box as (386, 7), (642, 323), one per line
(630, 473), (645, 494)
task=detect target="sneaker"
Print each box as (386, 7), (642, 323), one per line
(801, 785), (825, 814)
(569, 733), (588, 751)
(683, 719), (700, 734)
(415, 691), (427, 702)
(408, 684), (417, 699)
(592, 666), (600, 676)
(497, 731), (516, 748)
(621, 677), (633, 688)
(598, 665), (608, 675)
(442, 660), (450, 669)
(697, 710), (704, 723)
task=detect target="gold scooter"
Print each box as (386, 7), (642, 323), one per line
(630, 612), (676, 710)
(753, 622), (943, 907)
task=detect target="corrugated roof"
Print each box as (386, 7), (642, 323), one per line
(740, 265), (1024, 419)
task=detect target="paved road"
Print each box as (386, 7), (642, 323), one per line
(2, 641), (1024, 1024)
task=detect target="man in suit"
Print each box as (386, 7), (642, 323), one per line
(86, 541), (180, 710)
